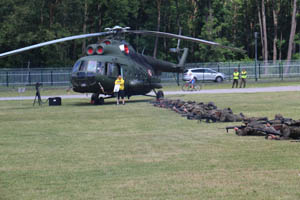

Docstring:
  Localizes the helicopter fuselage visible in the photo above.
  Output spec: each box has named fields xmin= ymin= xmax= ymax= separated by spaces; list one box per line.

xmin=71 ymin=39 xmax=178 ymax=97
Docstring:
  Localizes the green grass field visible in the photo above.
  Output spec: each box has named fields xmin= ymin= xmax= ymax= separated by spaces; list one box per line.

xmin=1 ymin=89 xmax=300 ymax=199
xmin=163 ymin=79 xmax=300 ymax=91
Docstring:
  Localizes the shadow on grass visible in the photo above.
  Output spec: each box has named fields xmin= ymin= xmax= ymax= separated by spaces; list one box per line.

xmin=69 ymin=98 xmax=153 ymax=107
xmin=2 ymin=97 xmax=154 ymax=110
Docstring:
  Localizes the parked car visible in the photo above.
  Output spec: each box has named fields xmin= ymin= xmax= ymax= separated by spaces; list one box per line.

xmin=183 ymin=68 xmax=226 ymax=82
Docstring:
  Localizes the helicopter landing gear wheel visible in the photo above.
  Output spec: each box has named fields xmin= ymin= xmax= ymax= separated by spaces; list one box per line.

xmin=98 ymin=97 xmax=104 ymax=105
xmin=91 ymin=93 xmax=99 ymax=105
xmin=156 ymin=90 xmax=164 ymax=100
xmin=91 ymin=93 xmax=104 ymax=105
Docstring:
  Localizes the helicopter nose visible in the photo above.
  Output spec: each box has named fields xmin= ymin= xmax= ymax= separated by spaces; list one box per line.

xmin=71 ymin=72 xmax=96 ymax=87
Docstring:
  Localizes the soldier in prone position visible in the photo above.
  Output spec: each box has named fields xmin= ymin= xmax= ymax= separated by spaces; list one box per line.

xmin=228 ymin=114 xmax=300 ymax=140
xmin=151 ymin=98 xmax=245 ymax=123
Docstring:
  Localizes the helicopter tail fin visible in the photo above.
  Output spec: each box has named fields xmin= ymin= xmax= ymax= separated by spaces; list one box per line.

xmin=178 ymin=48 xmax=188 ymax=67
xmin=174 ymin=48 xmax=188 ymax=86
xmin=168 ymin=27 xmax=188 ymax=68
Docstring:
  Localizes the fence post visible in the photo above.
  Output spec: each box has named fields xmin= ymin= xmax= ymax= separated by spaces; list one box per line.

xmin=255 ymin=62 xmax=257 ymax=81
xmin=281 ymin=62 xmax=283 ymax=81
xmin=41 ymin=70 xmax=43 ymax=84
xmin=218 ymin=64 xmax=220 ymax=72
xmin=51 ymin=71 xmax=53 ymax=86
xmin=278 ymin=63 xmax=280 ymax=79
xmin=259 ymin=64 xmax=261 ymax=79
xmin=228 ymin=63 xmax=231 ymax=81
xmin=28 ymin=71 xmax=31 ymax=85
xmin=255 ymin=32 xmax=258 ymax=82
xmin=6 ymin=71 xmax=9 ymax=87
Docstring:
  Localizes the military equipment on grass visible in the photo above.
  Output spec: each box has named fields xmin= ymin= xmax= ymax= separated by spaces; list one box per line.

xmin=226 ymin=125 xmax=247 ymax=133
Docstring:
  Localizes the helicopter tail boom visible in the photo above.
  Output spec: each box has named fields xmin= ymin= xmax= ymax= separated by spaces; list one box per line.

xmin=142 ymin=54 xmax=184 ymax=73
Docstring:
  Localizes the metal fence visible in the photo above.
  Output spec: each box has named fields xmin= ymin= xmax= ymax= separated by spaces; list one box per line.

xmin=0 ymin=68 xmax=72 ymax=87
xmin=1 ymin=60 xmax=300 ymax=87
xmin=185 ymin=60 xmax=300 ymax=81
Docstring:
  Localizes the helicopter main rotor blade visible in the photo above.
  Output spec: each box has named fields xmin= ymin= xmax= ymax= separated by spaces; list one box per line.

xmin=0 ymin=31 xmax=113 ymax=58
xmin=127 ymin=30 xmax=245 ymax=53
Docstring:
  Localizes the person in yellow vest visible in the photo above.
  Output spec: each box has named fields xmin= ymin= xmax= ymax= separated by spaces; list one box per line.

xmin=232 ymin=69 xmax=239 ymax=88
xmin=240 ymin=68 xmax=247 ymax=88
xmin=114 ymin=75 xmax=125 ymax=105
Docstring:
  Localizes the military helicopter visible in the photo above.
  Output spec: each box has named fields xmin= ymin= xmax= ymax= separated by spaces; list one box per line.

xmin=0 ymin=26 xmax=244 ymax=104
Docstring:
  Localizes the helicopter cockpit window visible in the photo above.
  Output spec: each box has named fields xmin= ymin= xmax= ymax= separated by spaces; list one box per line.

xmin=105 ymin=63 xmax=121 ymax=77
xmin=72 ymin=61 xmax=81 ymax=73
xmin=86 ymin=60 xmax=97 ymax=72
xmin=78 ymin=60 xmax=98 ymax=72
xmin=79 ymin=61 xmax=88 ymax=71
xmin=96 ymin=62 xmax=104 ymax=74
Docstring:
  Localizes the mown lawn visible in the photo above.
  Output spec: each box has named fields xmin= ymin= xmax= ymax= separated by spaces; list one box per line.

xmin=1 ymin=91 xmax=300 ymax=200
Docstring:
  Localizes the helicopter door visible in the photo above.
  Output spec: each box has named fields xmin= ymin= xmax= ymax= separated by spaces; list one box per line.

xmin=105 ymin=63 xmax=121 ymax=78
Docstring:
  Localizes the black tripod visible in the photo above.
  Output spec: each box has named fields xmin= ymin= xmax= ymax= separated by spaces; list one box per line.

xmin=33 ymin=82 xmax=42 ymax=106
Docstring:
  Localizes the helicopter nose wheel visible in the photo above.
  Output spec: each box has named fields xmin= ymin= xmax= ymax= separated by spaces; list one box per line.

xmin=91 ymin=93 xmax=104 ymax=105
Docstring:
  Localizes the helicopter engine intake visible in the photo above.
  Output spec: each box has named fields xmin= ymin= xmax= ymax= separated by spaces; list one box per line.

xmin=96 ymin=45 xmax=104 ymax=55
xmin=86 ymin=46 xmax=95 ymax=55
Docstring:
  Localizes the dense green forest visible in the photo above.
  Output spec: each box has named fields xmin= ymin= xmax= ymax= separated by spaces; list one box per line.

xmin=0 ymin=0 xmax=299 ymax=68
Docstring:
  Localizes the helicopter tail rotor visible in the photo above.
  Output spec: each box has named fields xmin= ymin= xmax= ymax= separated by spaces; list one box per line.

xmin=169 ymin=27 xmax=182 ymax=55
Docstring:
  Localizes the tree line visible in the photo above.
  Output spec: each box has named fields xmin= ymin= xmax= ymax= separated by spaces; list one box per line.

xmin=0 ymin=0 xmax=299 ymax=69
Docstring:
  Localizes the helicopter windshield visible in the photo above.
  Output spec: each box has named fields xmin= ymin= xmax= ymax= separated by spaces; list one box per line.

xmin=79 ymin=60 xmax=96 ymax=72
xmin=73 ymin=60 xmax=104 ymax=74
xmin=72 ymin=60 xmax=115 ymax=76
xmin=86 ymin=60 xmax=97 ymax=72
